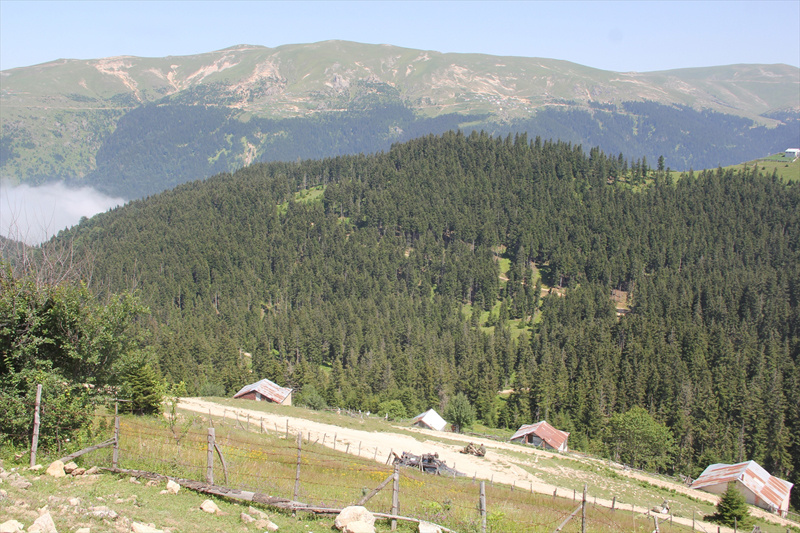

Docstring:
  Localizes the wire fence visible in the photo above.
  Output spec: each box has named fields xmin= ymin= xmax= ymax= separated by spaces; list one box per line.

xmin=2 ymin=391 xmax=769 ymax=532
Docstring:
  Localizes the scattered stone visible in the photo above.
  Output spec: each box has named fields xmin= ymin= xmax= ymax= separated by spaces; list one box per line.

xmin=70 ymin=468 xmax=86 ymax=477
xmin=0 ymin=519 xmax=25 ymax=533
xmin=63 ymin=462 xmax=78 ymax=474
xmin=248 ymin=506 xmax=269 ymax=520
xmin=28 ymin=465 xmax=43 ymax=472
xmin=129 ymin=477 xmax=141 ymax=484
xmin=418 ymin=522 xmax=443 ymax=533
xmin=334 ymin=506 xmax=375 ymax=532
xmin=9 ymin=478 xmax=31 ymax=490
xmin=165 ymin=480 xmax=180 ymax=495
xmin=75 ymin=529 xmax=90 ymax=533
xmin=200 ymin=500 xmax=220 ymax=514
xmin=88 ymin=505 xmax=118 ymax=520
xmin=253 ymin=519 xmax=269 ymax=529
xmin=27 ymin=512 xmax=57 ymax=533
xmin=131 ymin=522 xmax=163 ymax=533
xmin=240 ymin=513 xmax=255 ymax=524
xmin=45 ymin=461 xmax=65 ymax=478
xmin=84 ymin=467 xmax=99 ymax=475
xmin=264 ymin=520 xmax=279 ymax=532
xmin=68 ymin=497 xmax=80 ymax=506
xmin=146 ymin=479 xmax=159 ymax=487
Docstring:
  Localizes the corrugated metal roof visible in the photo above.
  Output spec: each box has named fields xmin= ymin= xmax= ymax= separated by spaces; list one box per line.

xmin=510 ymin=421 xmax=570 ymax=450
xmin=691 ymin=461 xmax=793 ymax=511
xmin=410 ymin=409 xmax=448 ymax=431
xmin=233 ymin=378 xmax=292 ymax=404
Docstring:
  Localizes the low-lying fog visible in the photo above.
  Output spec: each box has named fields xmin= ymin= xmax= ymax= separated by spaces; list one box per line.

xmin=0 ymin=181 xmax=126 ymax=246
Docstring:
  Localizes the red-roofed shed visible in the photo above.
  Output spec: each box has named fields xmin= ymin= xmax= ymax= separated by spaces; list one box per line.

xmin=510 ymin=421 xmax=569 ymax=452
xmin=233 ymin=378 xmax=293 ymax=406
xmin=691 ymin=461 xmax=793 ymax=517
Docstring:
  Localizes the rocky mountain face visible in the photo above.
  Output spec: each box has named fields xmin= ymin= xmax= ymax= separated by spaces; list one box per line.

xmin=1 ymin=40 xmax=798 ymax=192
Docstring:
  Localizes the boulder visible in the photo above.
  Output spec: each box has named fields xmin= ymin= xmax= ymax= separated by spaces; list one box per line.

xmin=70 ymin=468 xmax=86 ymax=477
xmin=240 ymin=513 xmax=255 ymax=524
xmin=84 ymin=467 xmax=99 ymax=475
xmin=45 ymin=461 xmax=65 ymax=478
xmin=341 ymin=523 xmax=374 ymax=533
xmin=63 ymin=462 xmax=78 ymax=474
xmin=200 ymin=500 xmax=220 ymax=514
xmin=27 ymin=512 xmax=57 ymax=533
xmin=418 ymin=522 xmax=443 ymax=533
xmin=165 ymin=480 xmax=180 ymax=495
xmin=248 ymin=506 xmax=269 ymax=520
xmin=263 ymin=520 xmax=279 ymax=532
xmin=334 ymin=506 xmax=375 ymax=532
xmin=10 ymin=478 xmax=31 ymax=490
xmin=0 ymin=520 xmax=25 ymax=533
xmin=131 ymin=523 xmax=163 ymax=533
xmin=75 ymin=529 xmax=90 ymax=533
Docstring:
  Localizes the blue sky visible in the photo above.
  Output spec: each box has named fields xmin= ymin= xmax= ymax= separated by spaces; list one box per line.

xmin=1 ymin=0 xmax=799 ymax=72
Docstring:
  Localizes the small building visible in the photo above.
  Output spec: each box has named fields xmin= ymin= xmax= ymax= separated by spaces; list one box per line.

xmin=785 ymin=148 xmax=800 ymax=158
xmin=410 ymin=409 xmax=448 ymax=431
xmin=510 ymin=421 xmax=570 ymax=452
xmin=690 ymin=460 xmax=793 ymax=517
xmin=233 ymin=378 xmax=293 ymax=406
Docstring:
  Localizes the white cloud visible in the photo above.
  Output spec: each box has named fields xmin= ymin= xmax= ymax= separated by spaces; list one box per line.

xmin=0 ymin=181 xmax=125 ymax=245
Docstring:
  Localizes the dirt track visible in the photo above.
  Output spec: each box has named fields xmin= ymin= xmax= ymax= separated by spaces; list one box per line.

xmin=179 ymin=398 xmax=796 ymax=532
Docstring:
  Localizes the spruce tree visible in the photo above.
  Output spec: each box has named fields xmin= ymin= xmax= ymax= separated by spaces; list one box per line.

xmin=708 ymin=482 xmax=749 ymax=527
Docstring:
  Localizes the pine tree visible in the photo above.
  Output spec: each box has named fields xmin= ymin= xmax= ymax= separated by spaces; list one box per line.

xmin=708 ymin=482 xmax=749 ymax=527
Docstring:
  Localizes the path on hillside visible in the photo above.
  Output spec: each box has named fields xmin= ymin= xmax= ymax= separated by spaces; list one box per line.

xmin=178 ymin=398 xmax=795 ymax=532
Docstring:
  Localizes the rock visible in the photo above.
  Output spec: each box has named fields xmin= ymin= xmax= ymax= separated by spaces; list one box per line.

xmin=28 ymin=465 xmax=42 ymax=472
xmin=27 ymin=512 xmax=57 ymax=533
xmin=45 ymin=461 xmax=65 ymax=478
xmin=165 ymin=480 xmax=180 ymax=495
xmin=418 ymin=522 xmax=443 ymax=533
xmin=63 ymin=462 xmax=78 ymax=474
xmin=84 ymin=467 xmax=99 ymax=475
xmin=341 ymin=523 xmax=374 ymax=533
xmin=68 ymin=497 xmax=80 ymax=506
xmin=264 ymin=520 xmax=279 ymax=532
xmin=70 ymin=468 xmax=85 ymax=477
xmin=88 ymin=505 xmax=118 ymax=520
xmin=131 ymin=523 xmax=163 ymax=533
xmin=0 ymin=489 xmax=7 ymax=500
xmin=75 ymin=529 xmax=90 ymax=533
xmin=200 ymin=500 xmax=220 ymax=514
xmin=9 ymin=478 xmax=31 ymax=490
xmin=0 ymin=519 xmax=25 ymax=533
xmin=253 ymin=519 xmax=269 ymax=529
xmin=240 ymin=513 xmax=255 ymax=524
xmin=128 ymin=477 xmax=141 ymax=484
xmin=334 ymin=506 xmax=375 ymax=532
xmin=248 ymin=506 xmax=269 ymax=520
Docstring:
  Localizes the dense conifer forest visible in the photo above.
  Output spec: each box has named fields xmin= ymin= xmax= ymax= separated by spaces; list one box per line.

xmin=55 ymin=131 xmax=799 ymax=501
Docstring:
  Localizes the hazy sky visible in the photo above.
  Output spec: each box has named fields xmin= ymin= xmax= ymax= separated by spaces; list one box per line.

xmin=1 ymin=0 xmax=799 ymax=73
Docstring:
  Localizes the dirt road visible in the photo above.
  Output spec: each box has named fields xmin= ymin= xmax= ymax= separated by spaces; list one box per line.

xmin=178 ymin=398 xmax=795 ymax=532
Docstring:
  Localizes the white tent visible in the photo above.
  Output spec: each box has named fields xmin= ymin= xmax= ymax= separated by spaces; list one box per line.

xmin=411 ymin=409 xmax=448 ymax=431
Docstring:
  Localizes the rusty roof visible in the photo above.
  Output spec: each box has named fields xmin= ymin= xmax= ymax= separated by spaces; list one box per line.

xmin=510 ymin=421 xmax=570 ymax=450
xmin=691 ymin=461 xmax=793 ymax=511
xmin=233 ymin=378 xmax=292 ymax=404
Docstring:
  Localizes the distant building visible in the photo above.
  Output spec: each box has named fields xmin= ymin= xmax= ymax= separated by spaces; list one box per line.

xmin=510 ymin=421 xmax=570 ymax=452
xmin=785 ymin=148 xmax=800 ymax=158
xmin=410 ymin=409 xmax=448 ymax=431
xmin=233 ymin=378 xmax=293 ymax=405
xmin=691 ymin=461 xmax=793 ymax=517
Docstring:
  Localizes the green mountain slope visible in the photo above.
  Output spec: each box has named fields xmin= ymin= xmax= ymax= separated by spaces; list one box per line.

xmin=2 ymin=41 xmax=798 ymax=193
xmin=39 ymin=132 xmax=800 ymax=504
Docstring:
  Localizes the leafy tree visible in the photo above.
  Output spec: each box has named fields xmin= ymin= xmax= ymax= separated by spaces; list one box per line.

xmin=607 ymin=407 xmax=676 ymax=472
xmin=707 ymin=482 xmax=750 ymax=528
xmin=446 ymin=393 xmax=476 ymax=433
xmin=377 ymin=399 xmax=407 ymax=421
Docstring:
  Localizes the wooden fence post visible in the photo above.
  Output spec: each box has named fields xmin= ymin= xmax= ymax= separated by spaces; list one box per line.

xmin=479 ymin=480 xmax=487 ymax=533
xmin=293 ymin=432 xmax=302 ymax=502
xmin=285 ymin=419 xmax=289 ymax=439
xmin=30 ymin=384 xmax=42 ymax=468
xmin=391 ymin=463 xmax=399 ymax=531
xmin=112 ymin=402 xmax=120 ymax=468
xmin=208 ymin=409 xmax=213 ymax=428
xmin=581 ymin=484 xmax=587 ymax=533
xmin=334 ymin=433 xmax=337 ymax=451
xmin=611 ymin=495 xmax=616 ymax=511
xmin=206 ymin=427 xmax=214 ymax=484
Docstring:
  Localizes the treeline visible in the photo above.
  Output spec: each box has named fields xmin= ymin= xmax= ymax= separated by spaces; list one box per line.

xmin=83 ymin=100 xmax=799 ymax=200
xmin=62 ymin=131 xmax=799 ymax=499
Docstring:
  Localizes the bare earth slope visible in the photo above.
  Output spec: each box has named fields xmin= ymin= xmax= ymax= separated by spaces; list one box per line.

xmin=178 ymin=397 xmax=798 ymax=532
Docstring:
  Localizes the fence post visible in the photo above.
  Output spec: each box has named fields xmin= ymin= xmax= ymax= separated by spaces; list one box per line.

xmin=112 ymin=402 xmax=120 ymax=468
xmin=654 ymin=516 xmax=660 ymax=532
xmin=206 ymin=427 xmax=214 ymax=484
xmin=30 ymin=384 xmax=42 ymax=468
xmin=581 ymin=484 xmax=587 ymax=533
xmin=479 ymin=480 xmax=487 ymax=533
xmin=209 ymin=409 xmax=214 ymax=428
xmin=285 ymin=419 xmax=289 ymax=439
xmin=293 ymin=432 xmax=302 ymax=502
xmin=334 ymin=433 xmax=337 ymax=451
xmin=611 ymin=495 xmax=616 ymax=510
xmin=391 ymin=463 xmax=399 ymax=531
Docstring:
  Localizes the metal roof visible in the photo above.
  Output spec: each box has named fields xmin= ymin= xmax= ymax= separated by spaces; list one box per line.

xmin=233 ymin=378 xmax=292 ymax=404
xmin=691 ymin=461 xmax=793 ymax=511
xmin=510 ymin=421 xmax=570 ymax=450
xmin=410 ymin=409 xmax=448 ymax=431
